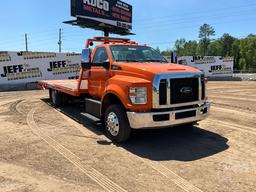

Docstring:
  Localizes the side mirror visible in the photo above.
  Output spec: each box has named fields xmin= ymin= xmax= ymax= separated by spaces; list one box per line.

xmin=81 ymin=48 xmax=91 ymax=69
xmin=102 ymin=59 xmax=110 ymax=69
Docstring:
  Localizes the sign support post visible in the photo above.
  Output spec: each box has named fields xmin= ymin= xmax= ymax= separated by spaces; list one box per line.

xmin=58 ymin=29 xmax=62 ymax=53
xmin=25 ymin=33 xmax=28 ymax=52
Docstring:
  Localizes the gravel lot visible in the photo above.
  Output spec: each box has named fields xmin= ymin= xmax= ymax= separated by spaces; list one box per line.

xmin=0 ymin=81 xmax=255 ymax=192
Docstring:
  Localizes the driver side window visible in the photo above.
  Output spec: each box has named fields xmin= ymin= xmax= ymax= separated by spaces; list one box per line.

xmin=92 ymin=47 xmax=109 ymax=64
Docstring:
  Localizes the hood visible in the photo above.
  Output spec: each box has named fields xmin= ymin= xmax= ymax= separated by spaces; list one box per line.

xmin=113 ymin=62 xmax=201 ymax=79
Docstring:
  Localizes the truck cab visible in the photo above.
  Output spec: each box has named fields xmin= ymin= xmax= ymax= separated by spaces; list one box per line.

xmin=39 ymin=37 xmax=210 ymax=143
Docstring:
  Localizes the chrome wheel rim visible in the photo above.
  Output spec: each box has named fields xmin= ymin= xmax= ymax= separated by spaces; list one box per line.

xmin=106 ymin=112 xmax=120 ymax=137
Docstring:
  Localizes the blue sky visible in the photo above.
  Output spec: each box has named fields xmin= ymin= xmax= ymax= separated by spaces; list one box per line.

xmin=0 ymin=0 xmax=255 ymax=53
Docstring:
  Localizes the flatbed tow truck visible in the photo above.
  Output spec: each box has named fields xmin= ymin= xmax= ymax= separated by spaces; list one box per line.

xmin=38 ymin=36 xmax=210 ymax=142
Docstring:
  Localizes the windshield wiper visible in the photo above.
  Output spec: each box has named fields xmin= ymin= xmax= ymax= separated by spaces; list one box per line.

xmin=116 ymin=59 xmax=141 ymax=62
xmin=145 ymin=59 xmax=167 ymax=63
xmin=127 ymin=59 xmax=141 ymax=62
xmin=115 ymin=59 xmax=167 ymax=63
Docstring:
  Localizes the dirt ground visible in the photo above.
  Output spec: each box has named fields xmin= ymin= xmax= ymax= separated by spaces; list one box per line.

xmin=0 ymin=81 xmax=255 ymax=192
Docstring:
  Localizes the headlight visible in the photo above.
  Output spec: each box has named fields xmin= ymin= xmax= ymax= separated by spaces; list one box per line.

xmin=129 ymin=87 xmax=147 ymax=105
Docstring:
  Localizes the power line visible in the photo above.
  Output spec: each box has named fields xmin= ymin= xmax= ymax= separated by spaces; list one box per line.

xmin=134 ymin=11 xmax=256 ymax=32
xmin=133 ymin=14 xmax=256 ymax=34
xmin=135 ymin=8 xmax=256 ymax=29
xmin=0 ymin=3 xmax=255 ymax=52
xmin=57 ymin=9 xmax=256 ymax=38
xmin=136 ymin=1 xmax=256 ymax=23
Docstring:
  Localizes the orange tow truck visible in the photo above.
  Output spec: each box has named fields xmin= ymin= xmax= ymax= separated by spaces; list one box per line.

xmin=39 ymin=36 xmax=210 ymax=142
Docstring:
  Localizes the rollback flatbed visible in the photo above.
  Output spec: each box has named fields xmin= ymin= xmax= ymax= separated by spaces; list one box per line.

xmin=38 ymin=36 xmax=210 ymax=143
xmin=39 ymin=75 xmax=88 ymax=97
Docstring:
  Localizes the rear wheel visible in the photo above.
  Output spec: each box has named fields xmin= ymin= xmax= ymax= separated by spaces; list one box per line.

xmin=50 ymin=89 xmax=62 ymax=107
xmin=49 ymin=89 xmax=53 ymax=101
xmin=104 ymin=104 xmax=131 ymax=143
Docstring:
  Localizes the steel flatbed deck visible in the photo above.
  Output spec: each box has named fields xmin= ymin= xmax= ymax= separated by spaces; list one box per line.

xmin=38 ymin=78 xmax=88 ymax=97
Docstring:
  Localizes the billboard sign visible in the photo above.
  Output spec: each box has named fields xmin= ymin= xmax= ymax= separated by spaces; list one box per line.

xmin=175 ymin=56 xmax=234 ymax=77
xmin=69 ymin=0 xmax=133 ymax=34
xmin=0 ymin=52 xmax=81 ymax=85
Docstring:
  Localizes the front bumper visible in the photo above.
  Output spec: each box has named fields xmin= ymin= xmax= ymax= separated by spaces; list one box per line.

xmin=127 ymin=102 xmax=210 ymax=129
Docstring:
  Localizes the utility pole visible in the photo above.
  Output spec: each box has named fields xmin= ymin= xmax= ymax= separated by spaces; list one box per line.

xmin=58 ymin=28 xmax=62 ymax=53
xmin=25 ymin=33 xmax=28 ymax=52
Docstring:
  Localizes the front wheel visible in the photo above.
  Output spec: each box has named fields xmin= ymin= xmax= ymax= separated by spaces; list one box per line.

xmin=104 ymin=104 xmax=131 ymax=143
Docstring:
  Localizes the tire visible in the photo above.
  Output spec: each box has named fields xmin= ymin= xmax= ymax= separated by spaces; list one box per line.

xmin=104 ymin=104 xmax=131 ymax=143
xmin=50 ymin=89 xmax=62 ymax=107
xmin=49 ymin=89 xmax=53 ymax=101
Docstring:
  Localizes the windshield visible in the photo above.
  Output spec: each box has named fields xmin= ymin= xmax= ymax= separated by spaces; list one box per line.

xmin=110 ymin=45 xmax=168 ymax=63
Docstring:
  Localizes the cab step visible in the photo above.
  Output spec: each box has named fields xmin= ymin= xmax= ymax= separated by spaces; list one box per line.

xmin=80 ymin=112 xmax=102 ymax=124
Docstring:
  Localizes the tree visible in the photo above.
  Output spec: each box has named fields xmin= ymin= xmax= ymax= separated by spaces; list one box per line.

xmin=155 ymin=46 xmax=161 ymax=53
xmin=207 ymin=41 xmax=222 ymax=56
xmin=183 ymin=41 xmax=198 ymax=56
xmin=175 ymin=38 xmax=186 ymax=56
xmin=239 ymin=34 xmax=256 ymax=71
xmin=159 ymin=32 xmax=256 ymax=71
xmin=239 ymin=58 xmax=247 ymax=70
xmin=231 ymin=40 xmax=241 ymax=70
xmin=161 ymin=49 xmax=172 ymax=56
xmin=199 ymin=24 xmax=215 ymax=56
xmin=218 ymin=33 xmax=236 ymax=56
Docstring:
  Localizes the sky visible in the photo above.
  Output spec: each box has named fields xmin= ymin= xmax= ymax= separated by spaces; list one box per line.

xmin=0 ymin=0 xmax=255 ymax=53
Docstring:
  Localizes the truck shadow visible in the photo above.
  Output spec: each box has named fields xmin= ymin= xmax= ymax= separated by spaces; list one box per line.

xmin=41 ymin=99 xmax=229 ymax=162
xmin=41 ymin=99 xmax=103 ymax=136
xmin=119 ymin=127 xmax=229 ymax=161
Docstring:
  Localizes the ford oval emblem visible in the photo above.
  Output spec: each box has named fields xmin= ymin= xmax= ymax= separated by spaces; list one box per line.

xmin=180 ymin=87 xmax=193 ymax=94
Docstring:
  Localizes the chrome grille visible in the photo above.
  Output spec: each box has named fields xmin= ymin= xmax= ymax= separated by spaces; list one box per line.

xmin=170 ymin=78 xmax=199 ymax=104
xmin=153 ymin=72 xmax=204 ymax=109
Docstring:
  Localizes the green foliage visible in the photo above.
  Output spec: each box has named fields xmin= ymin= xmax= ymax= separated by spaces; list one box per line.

xmin=198 ymin=24 xmax=216 ymax=56
xmin=161 ymin=49 xmax=172 ymax=56
xmin=175 ymin=38 xmax=186 ymax=56
xmin=164 ymin=24 xmax=256 ymax=70
xmin=155 ymin=46 xmax=161 ymax=54
xmin=199 ymin=24 xmax=216 ymax=39
xmin=183 ymin=41 xmax=198 ymax=56
xmin=218 ymin=33 xmax=236 ymax=56
xmin=239 ymin=34 xmax=256 ymax=70
xmin=231 ymin=40 xmax=241 ymax=69
xmin=239 ymin=58 xmax=247 ymax=70
xmin=207 ymin=41 xmax=222 ymax=56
